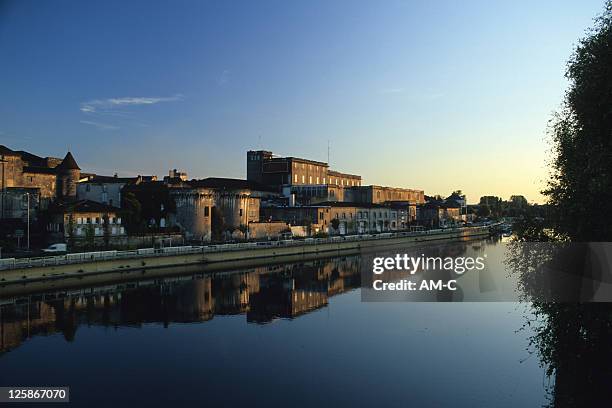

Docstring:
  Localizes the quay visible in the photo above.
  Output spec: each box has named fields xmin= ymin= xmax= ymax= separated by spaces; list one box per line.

xmin=0 ymin=226 xmax=493 ymax=285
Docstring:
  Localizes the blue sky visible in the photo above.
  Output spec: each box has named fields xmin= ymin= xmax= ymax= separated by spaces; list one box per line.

xmin=0 ymin=0 xmax=605 ymax=203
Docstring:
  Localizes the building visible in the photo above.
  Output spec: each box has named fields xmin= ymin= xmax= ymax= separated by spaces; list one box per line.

xmin=261 ymin=202 xmax=402 ymax=235
xmin=0 ymin=187 xmax=40 ymax=222
xmin=1 ymin=145 xmax=82 ymax=213
xmin=346 ymin=185 xmax=425 ymax=205
xmin=170 ymin=178 xmax=279 ymax=242
xmin=47 ymin=200 xmax=126 ymax=249
xmin=417 ymin=200 xmax=461 ymax=228
xmin=246 ymin=150 xmax=362 ymax=191
xmin=164 ymin=169 xmax=188 ymax=183
xmin=77 ymin=175 xmax=142 ymax=207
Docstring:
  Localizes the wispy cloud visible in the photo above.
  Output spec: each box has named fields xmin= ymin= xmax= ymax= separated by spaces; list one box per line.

xmin=217 ymin=70 xmax=230 ymax=86
xmin=79 ymin=120 xmax=119 ymax=131
xmin=78 ymin=93 xmax=184 ymax=130
xmin=80 ymin=94 xmax=184 ymax=114
xmin=379 ymin=87 xmax=405 ymax=94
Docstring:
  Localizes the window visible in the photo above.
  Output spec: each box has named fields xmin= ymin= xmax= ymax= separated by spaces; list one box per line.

xmin=309 ymin=176 xmax=312 ymax=184
xmin=294 ymin=174 xmax=298 ymax=183
xmin=77 ymin=217 xmax=82 ymax=224
xmin=323 ymin=177 xmax=326 ymax=184
xmin=319 ymin=212 xmax=324 ymax=220
xmin=302 ymin=175 xmax=305 ymax=183
xmin=204 ymin=206 xmax=210 ymax=217
xmin=87 ymin=217 xmax=91 ymax=224
xmin=316 ymin=177 xmax=319 ymax=184
xmin=239 ymin=209 xmax=243 ymax=217
xmin=342 ymin=212 xmax=346 ymax=219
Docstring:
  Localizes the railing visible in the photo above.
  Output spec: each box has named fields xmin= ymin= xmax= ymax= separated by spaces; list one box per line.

xmin=0 ymin=226 xmax=493 ymax=272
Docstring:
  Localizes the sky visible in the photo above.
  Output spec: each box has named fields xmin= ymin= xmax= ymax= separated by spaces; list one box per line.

xmin=0 ymin=0 xmax=605 ymax=204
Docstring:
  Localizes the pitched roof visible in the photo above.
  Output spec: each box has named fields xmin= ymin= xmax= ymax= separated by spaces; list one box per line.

xmin=0 ymin=145 xmax=19 ymax=157
xmin=81 ymin=175 xmax=137 ymax=184
xmin=57 ymin=152 xmax=80 ymax=170
xmin=51 ymin=199 xmax=120 ymax=213
xmin=186 ymin=177 xmax=276 ymax=192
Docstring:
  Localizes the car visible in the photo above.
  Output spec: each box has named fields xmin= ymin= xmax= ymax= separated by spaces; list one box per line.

xmin=42 ymin=243 xmax=67 ymax=253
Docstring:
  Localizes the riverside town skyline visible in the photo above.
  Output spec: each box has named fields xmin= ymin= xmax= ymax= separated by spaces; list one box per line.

xmin=0 ymin=1 xmax=604 ymax=203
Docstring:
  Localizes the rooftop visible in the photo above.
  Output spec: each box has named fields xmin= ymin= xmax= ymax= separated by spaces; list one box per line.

xmin=50 ymin=199 xmax=120 ymax=213
xmin=57 ymin=152 xmax=80 ymax=170
xmin=185 ymin=177 xmax=277 ymax=192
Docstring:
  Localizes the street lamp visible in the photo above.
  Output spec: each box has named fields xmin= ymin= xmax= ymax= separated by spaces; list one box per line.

xmin=0 ymin=155 xmax=6 ymax=220
xmin=26 ymin=192 xmax=30 ymax=250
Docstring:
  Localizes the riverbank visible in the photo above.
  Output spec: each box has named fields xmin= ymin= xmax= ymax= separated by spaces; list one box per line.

xmin=0 ymin=227 xmax=491 ymax=285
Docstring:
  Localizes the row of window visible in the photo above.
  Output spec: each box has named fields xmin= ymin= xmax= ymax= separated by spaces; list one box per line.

xmin=73 ymin=226 xmax=125 ymax=236
xmin=76 ymin=216 xmax=121 ymax=225
xmin=292 ymin=174 xmax=361 ymax=186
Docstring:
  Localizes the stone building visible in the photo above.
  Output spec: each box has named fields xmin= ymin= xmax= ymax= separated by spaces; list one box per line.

xmin=346 ymin=185 xmax=425 ymax=205
xmin=169 ymin=185 xmax=214 ymax=242
xmin=47 ymin=199 xmax=126 ymax=249
xmin=417 ymin=200 xmax=462 ymax=228
xmin=246 ymin=150 xmax=362 ymax=203
xmin=262 ymin=202 xmax=402 ymax=235
xmin=0 ymin=146 xmax=82 ymax=213
xmin=77 ymin=175 xmax=141 ymax=207
xmin=170 ymin=178 xmax=278 ymax=242
xmin=261 ymin=205 xmax=330 ymax=234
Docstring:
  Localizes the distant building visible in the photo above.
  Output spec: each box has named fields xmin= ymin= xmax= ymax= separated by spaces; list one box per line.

xmin=417 ymin=200 xmax=461 ymax=228
xmin=164 ymin=169 xmax=188 ymax=183
xmin=246 ymin=150 xmax=362 ymax=191
xmin=0 ymin=145 xmax=82 ymax=213
xmin=170 ymin=177 xmax=279 ymax=242
xmin=47 ymin=200 xmax=126 ymax=248
xmin=346 ymin=185 xmax=425 ymax=205
xmin=261 ymin=202 xmax=402 ymax=235
xmin=77 ymin=175 xmax=142 ymax=207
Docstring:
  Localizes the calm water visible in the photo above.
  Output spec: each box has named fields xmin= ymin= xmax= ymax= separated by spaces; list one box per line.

xmin=0 ymin=237 xmax=550 ymax=407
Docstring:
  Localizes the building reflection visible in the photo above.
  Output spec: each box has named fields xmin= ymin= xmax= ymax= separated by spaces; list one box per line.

xmin=0 ymin=257 xmax=362 ymax=354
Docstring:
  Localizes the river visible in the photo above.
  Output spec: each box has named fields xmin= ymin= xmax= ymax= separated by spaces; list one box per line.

xmin=0 ymin=236 xmax=551 ymax=407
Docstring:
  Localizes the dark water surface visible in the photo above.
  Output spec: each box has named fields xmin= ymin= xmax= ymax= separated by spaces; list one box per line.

xmin=0 ymin=237 xmax=549 ymax=407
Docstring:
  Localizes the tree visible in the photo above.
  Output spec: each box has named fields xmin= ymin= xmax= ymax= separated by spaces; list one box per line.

xmin=545 ymin=1 xmax=612 ymax=241
xmin=477 ymin=204 xmax=490 ymax=218
xmin=330 ymin=218 xmax=340 ymax=231
xmin=121 ymin=191 xmax=142 ymax=233
xmin=509 ymin=5 xmax=612 ymax=407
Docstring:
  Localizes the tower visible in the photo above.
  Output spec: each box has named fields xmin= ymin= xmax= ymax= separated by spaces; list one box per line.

xmin=57 ymin=151 xmax=81 ymax=199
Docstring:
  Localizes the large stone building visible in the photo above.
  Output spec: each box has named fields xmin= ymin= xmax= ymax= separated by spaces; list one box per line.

xmin=246 ymin=150 xmax=425 ymax=209
xmin=77 ymin=175 xmax=140 ymax=207
xmin=169 ymin=178 xmax=278 ymax=242
xmin=47 ymin=199 xmax=126 ymax=249
xmin=346 ymin=185 xmax=425 ymax=205
xmin=1 ymin=146 xmax=83 ymax=213
xmin=261 ymin=202 xmax=403 ymax=235
xmin=246 ymin=150 xmax=361 ymax=191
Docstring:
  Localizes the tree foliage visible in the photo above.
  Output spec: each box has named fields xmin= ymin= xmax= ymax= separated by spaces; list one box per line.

xmin=545 ymin=1 xmax=612 ymax=241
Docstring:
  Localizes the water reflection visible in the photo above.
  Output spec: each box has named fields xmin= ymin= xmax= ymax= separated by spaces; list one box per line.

xmin=0 ymin=257 xmax=361 ymax=354
xmin=505 ymin=240 xmax=612 ymax=407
